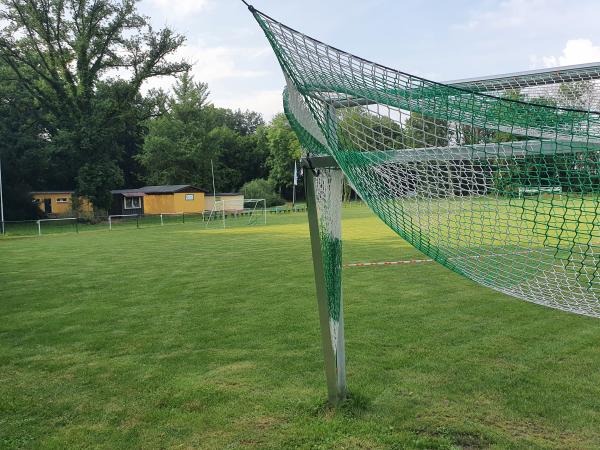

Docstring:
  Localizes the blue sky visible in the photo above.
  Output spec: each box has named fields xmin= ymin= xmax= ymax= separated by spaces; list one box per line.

xmin=137 ymin=0 xmax=600 ymax=120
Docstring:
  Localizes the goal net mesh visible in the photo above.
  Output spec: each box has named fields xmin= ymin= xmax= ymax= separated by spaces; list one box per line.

xmin=251 ymin=8 xmax=600 ymax=318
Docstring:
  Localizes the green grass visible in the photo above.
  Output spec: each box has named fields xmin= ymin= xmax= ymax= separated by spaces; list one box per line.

xmin=1 ymin=205 xmax=600 ymax=449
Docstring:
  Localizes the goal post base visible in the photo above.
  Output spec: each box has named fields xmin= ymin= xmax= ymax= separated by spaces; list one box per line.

xmin=305 ymin=168 xmax=346 ymax=405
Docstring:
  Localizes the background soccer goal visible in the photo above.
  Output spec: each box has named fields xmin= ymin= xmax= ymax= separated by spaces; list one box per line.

xmin=243 ymin=198 xmax=266 ymax=225
xmin=36 ymin=218 xmax=78 ymax=236
xmin=108 ymin=214 xmax=140 ymax=231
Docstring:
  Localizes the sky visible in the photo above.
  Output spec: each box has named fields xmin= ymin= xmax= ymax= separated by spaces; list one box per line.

xmin=137 ymin=0 xmax=600 ymax=121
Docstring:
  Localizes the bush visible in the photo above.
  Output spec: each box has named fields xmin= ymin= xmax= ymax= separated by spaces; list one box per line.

xmin=241 ymin=179 xmax=285 ymax=207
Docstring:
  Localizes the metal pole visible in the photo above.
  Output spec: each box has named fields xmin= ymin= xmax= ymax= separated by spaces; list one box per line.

xmin=0 ymin=158 xmax=4 ymax=235
xmin=37 ymin=220 xmax=41 ymax=236
xmin=293 ymin=160 xmax=297 ymax=207
xmin=305 ymin=169 xmax=344 ymax=405
xmin=160 ymin=214 xmax=164 ymax=226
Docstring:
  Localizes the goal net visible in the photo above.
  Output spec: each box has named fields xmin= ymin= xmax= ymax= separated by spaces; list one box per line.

xmin=250 ymin=7 xmax=600 ymax=318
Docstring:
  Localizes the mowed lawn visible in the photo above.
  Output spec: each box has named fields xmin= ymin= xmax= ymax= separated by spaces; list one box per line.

xmin=1 ymin=205 xmax=600 ymax=449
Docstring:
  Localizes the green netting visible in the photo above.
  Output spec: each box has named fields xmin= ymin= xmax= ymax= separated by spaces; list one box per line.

xmin=250 ymin=7 xmax=600 ymax=318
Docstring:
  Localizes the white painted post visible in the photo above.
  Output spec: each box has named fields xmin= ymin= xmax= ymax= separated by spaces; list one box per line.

xmin=37 ymin=220 xmax=41 ymax=236
xmin=305 ymin=167 xmax=346 ymax=405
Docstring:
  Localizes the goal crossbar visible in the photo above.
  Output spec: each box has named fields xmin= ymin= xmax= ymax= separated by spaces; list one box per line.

xmin=323 ymin=62 xmax=600 ymax=108
xmin=302 ymin=139 xmax=600 ymax=169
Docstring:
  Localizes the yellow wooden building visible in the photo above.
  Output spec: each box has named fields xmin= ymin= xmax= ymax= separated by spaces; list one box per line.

xmin=31 ymin=191 xmax=93 ymax=217
xmin=139 ymin=185 xmax=207 ymax=214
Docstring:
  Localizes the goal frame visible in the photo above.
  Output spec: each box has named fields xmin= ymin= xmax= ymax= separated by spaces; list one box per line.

xmin=205 ymin=200 xmax=226 ymax=228
xmin=301 ymin=63 xmax=600 ymax=405
xmin=243 ymin=198 xmax=267 ymax=225
xmin=159 ymin=212 xmax=185 ymax=226
xmin=108 ymin=214 xmax=140 ymax=231
xmin=36 ymin=217 xmax=78 ymax=236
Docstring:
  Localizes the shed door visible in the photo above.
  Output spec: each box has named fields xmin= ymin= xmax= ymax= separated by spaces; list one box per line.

xmin=44 ymin=198 xmax=52 ymax=213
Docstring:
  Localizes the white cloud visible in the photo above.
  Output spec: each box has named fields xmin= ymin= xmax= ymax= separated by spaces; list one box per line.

xmin=453 ymin=0 xmax=600 ymax=34
xmin=150 ymin=0 xmax=212 ymax=16
xmin=217 ymin=90 xmax=284 ymax=121
xmin=533 ymin=39 xmax=600 ymax=68
xmin=181 ymin=44 xmax=270 ymax=83
xmin=141 ymin=43 xmax=271 ymax=91
xmin=453 ymin=0 xmax=549 ymax=31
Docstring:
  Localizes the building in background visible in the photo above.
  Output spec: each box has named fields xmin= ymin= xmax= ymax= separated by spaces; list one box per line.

xmin=31 ymin=191 xmax=93 ymax=217
xmin=110 ymin=189 xmax=145 ymax=217
xmin=141 ymin=185 xmax=207 ymax=214
xmin=110 ymin=185 xmax=207 ymax=216
xmin=205 ymin=193 xmax=245 ymax=212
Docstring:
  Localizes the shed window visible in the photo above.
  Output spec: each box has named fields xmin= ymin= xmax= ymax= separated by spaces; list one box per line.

xmin=124 ymin=197 xmax=141 ymax=209
xmin=56 ymin=198 xmax=69 ymax=203
xmin=185 ymin=194 xmax=195 ymax=201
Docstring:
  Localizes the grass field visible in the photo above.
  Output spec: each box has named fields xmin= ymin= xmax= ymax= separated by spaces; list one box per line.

xmin=2 ymin=204 xmax=600 ymax=449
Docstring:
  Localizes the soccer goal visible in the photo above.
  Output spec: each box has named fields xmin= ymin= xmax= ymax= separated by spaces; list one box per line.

xmin=204 ymin=200 xmax=226 ymax=228
xmin=108 ymin=214 xmax=139 ymax=231
xmin=160 ymin=212 xmax=185 ymax=226
xmin=37 ymin=217 xmax=78 ymax=236
xmin=246 ymin=2 xmax=600 ymax=404
xmin=243 ymin=199 xmax=267 ymax=225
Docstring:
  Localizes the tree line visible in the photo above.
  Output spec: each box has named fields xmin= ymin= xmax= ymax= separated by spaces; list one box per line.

xmin=0 ymin=0 xmax=301 ymax=219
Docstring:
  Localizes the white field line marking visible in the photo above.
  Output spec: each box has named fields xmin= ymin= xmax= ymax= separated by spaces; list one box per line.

xmin=345 ymin=259 xmax=433 ymax=268
xmin=344 ymin=250 xmax=538 ymax=268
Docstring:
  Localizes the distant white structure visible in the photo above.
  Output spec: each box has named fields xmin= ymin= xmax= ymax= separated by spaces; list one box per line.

xmin=205 ymin=193 xmax=244 ymax=212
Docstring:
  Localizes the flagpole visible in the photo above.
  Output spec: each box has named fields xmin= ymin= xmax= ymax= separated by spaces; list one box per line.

xmin=292 ymin=160 xmax=297 ymax=207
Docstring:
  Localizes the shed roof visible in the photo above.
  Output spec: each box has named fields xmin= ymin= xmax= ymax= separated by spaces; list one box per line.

xmin=207 ymin=192 xmax=244 ymax=197
xmin=111 ymin=189 xmax=142 ymax=195
xmin=139 ymin=185 xmax=207 ymax=194
xmin=30 ymin=191 xmax=75 ymax=195
xmin=111 ymin=185 xmax=207 ymax=195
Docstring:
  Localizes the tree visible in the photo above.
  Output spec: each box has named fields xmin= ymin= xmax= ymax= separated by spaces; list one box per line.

xmin=241 ymin=179 xmax=284 ymax=207
xmin=138 ymin=72 xmax=268 ymax=193
xmin=0 ymin=0 xmax=189 ymax=210
xmin=0 ymin=60 xmax=49 ymax=218
xmin=265 ymin=113 xmax=301 ymax=195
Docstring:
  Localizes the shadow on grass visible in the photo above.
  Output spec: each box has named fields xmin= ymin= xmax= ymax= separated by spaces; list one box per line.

xmin=311 ymin=390 xmax=372 ymax=419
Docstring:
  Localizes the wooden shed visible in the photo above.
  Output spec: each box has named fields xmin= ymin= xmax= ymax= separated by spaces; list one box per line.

xmin=140 ymin=185 xmax=207 ymax=214
xmin=110 ymin=189 xmax=145 ymax=216
xmin=31 ymin=191 xmax=93 ymax=217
